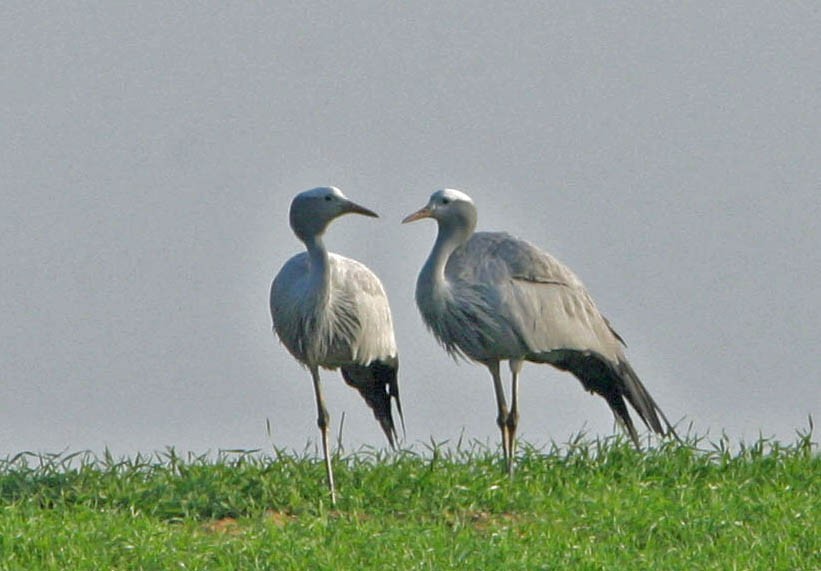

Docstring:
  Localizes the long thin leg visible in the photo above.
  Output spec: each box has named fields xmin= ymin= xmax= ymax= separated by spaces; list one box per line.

xmin=486 ymin=360 xmax=510 ymax=471
xmin=310 ymin=367 xmax=336 ymax=505
xmin=507 ymin=360 xmax=523 ymax=476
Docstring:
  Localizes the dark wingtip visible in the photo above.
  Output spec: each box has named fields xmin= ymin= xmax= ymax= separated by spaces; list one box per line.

xmin=546 ymin=349 xmax=676 ymax=447
xmin=616 ymin=359 xmax=678 ymax=441
xmin=605 ymin=391 xmax=642 ymax=449
xmin=341 ymin=357 xmax=403 ymax=448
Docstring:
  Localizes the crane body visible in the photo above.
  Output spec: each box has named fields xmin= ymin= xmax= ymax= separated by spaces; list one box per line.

xmin=404 ymin=189 xmax=675 ymax=473
xmin=271 ymin=187 xmax=402 ymax=503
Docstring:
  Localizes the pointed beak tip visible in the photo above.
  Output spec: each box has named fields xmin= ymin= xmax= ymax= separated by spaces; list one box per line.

xmin=346 ymin=201 xmax=379 ymax=218
xmin=401 ymin=208 xmax=431 ymax=224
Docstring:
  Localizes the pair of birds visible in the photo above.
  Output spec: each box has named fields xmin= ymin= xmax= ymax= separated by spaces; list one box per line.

xmin=270 ymin=186 xmax=676 ymax=503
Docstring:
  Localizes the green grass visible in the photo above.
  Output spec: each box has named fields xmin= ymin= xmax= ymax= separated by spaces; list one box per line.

xmin=0 ymin=432 xmax=817 ymax=570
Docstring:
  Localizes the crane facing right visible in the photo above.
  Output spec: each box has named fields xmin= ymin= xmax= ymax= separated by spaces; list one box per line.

xmin=403 ymin=189 xmax=677 ymax=474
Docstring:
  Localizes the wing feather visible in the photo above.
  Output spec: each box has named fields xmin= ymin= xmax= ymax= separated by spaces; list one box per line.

xmin=270 ymin=253 xmax=397 ymax=368
xmin=447 ymin=232 xmax=623 ymax=361
xmin=329 ymin=254 xmax=397 ymax=366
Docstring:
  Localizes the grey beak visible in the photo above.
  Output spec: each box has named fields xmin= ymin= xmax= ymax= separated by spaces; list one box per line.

xmin=345 ymin=200 xmax=379 ymax=218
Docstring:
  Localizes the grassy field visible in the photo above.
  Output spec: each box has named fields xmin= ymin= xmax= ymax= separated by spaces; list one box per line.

xmin=0 ymin=432 xmax=817 ymax=570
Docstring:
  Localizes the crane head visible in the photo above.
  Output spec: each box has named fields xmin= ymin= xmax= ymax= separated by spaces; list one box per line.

xmin=402 ymin=189 xmax=476 ymax=230
xmin=290 ymin=186 xmax=378 ymax=241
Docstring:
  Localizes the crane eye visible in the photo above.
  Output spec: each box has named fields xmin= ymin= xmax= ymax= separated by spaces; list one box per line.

xmin=325 ymin=195 xmax=332 ymax=201
xmin=441 ymin=198 xmax=450 ymax=205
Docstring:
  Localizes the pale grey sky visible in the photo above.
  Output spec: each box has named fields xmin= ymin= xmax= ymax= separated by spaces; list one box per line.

xmin=2 ymin=2 xmax=818 ymax=455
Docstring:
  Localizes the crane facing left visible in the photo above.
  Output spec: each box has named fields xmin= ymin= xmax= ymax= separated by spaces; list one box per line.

xmin=270 ymin=187 xmax=403 ymax=504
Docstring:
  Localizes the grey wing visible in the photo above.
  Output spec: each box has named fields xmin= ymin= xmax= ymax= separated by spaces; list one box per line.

xmin=457 ymin=234 xmax=676 ymax=442
xmin=329 ymin=255 xmax=398 ymax=365
xmin=331 ymin=255 xmax=404 ymax=444
xmin=451 ymin=232 xmax=625 ymax=361
xmin=447 ymin=232 xmax=573 ymax=286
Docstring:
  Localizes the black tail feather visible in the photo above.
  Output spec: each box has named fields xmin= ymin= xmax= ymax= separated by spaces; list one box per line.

xmin=602 ymin=389 xmax=641 ymax=447
xmin=615 ymin=359 xmax=678 ymax=440
xmin=543 ymin=349 xmax=676 ymax=447
xmin=341 ymin=357 xmax=404 ymax=448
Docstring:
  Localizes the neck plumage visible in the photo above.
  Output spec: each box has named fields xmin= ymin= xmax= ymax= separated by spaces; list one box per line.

xmin=303 ymin=234 xmax=331 ymax=304
xmin=417 ymin=223 xmax=470 ymax=309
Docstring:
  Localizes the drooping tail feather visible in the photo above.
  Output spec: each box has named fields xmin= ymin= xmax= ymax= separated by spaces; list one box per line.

xmin=542 ymin=349 xmax=677 ymax=447
xmin=615 ymin=359 xmax=678 ymax=441
xmin=341 ymin=357 xmax=404 ymax=448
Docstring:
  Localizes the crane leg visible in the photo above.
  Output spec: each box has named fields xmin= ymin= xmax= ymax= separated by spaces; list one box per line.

xmin=310 ymin=367 xmax=336 ymax=505
xmin=487 ymin=361 xmax=511 ymax=472
xmin=506 ymin=361 xmax=523 ymax=476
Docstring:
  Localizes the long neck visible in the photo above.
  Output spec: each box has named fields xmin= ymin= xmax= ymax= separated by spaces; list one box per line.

xmin=303 ymin=234 xmax=331 ymax=304
xmin=418 ymin=223 xmax=469 ymax=304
